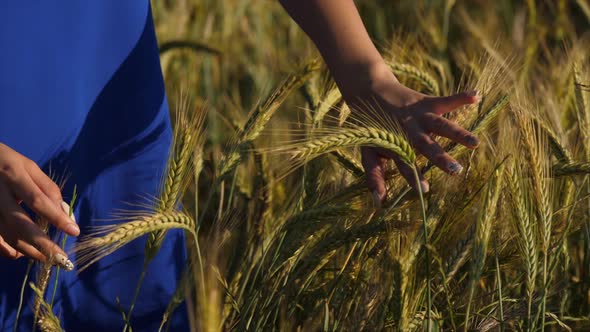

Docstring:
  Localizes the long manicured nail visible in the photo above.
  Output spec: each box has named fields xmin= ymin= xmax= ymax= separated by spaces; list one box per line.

xmin=448 ymin=162 xmax=464 ymax=176
xmin=372 ymin=190 xmax=382 ymax=208
xmin=53 ymin=253 xmax=74 ymax=271
xmin=61 ymin=201 xmax=76 ymax=223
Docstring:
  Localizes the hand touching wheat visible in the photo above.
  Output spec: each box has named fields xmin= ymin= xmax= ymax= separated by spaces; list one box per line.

xmin=281 ymin=0 xmax=481 ymax=203
xmin=0 ymin=143 xmax=78 ymax=270
xmin=347 ymin=64 xmax=481 ymax=202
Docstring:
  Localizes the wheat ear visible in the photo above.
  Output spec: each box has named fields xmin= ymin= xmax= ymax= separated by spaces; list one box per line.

xmin=30 ymin=283 xmax=63 ymax=332
xmin=506 ymin=163 xmax=537 ymax=327
xmin=552 ymin=161 xmax=590 ymax=176
xmin=313 ymin=86 xmax=343 ymax=125
xmin=464 ymin=162 xmax=505 ymax=331
xmin=74 ymin=211 xmax=196 ymax=272
xmin=146 ymin=99 xmax=206 ymax=262
xmin=386 ymin=61 xmax=441 ymax=96
xmin=289 ymin=127 xmax=415 ymax=165
xmin=219 ymin=60 xmax=320 ymax=178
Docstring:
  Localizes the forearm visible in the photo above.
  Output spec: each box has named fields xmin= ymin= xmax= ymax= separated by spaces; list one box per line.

xmin=279 ymin=0 xmax=390 ymax=96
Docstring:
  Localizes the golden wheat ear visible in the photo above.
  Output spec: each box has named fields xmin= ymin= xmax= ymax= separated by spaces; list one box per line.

xmin=73 ymin=211 xmax=196 ymax=272
xmin=30 ymin=283 xmax=63 ymax=332
xmin=144 ymin=91 xmax=207 ymax=264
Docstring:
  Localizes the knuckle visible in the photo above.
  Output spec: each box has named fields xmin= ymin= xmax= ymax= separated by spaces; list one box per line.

xmin=431 ymin=117 xmax=447 ymax=133
xmin=0 ymin=163 xmax=16 ymax=179
xmin=434 ymin=154 xmax=450 ymax=166
xmin=28 ymin=193 xmax=45 ymax=211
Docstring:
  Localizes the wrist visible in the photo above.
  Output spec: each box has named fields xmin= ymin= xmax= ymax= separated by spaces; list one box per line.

xmin=330 ymin=60 xmax=398 ymax=100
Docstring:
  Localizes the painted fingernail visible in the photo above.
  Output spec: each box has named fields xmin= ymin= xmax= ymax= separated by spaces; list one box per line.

xmin=61 ymin=201 xmax=76 ymax=223
xmin=372 ymin=190 xmax=383 ymax=209
xmin=53 ymin=253 xmax=74 ymax=271
xmin=448 ymin=162 xmax=464 ymax=176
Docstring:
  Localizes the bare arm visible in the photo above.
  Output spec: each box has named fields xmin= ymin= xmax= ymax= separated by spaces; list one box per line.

xmin=280 ymin=0 xmax=481 ymax=203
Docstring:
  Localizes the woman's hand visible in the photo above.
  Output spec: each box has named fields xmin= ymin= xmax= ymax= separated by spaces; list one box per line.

xmin=337 ymin=63 xmax=481 ymax=202
xmin=0 ymin=143 xmax=78 ymax=269
xmin=280 ymin=0 xmax=480 ymax=202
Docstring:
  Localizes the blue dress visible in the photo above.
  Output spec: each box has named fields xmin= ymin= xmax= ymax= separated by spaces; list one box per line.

xmin=0 ymin=2 xmax=188 ymax=331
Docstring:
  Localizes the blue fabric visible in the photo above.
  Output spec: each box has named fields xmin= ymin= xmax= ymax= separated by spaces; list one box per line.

xmin=0 ymin=2 xmax=189 ymax=331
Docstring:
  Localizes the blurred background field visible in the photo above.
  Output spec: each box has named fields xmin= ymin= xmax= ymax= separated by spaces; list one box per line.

xmin=100 ymin=1 xmax=590 ymax=331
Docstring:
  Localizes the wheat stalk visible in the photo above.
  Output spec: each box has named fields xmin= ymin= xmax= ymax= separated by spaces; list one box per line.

xmin=159 ymin=264 xmax=192 ymax=332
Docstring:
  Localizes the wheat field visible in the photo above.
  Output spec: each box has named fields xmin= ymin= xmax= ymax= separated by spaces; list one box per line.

xmin=25 ymin=1 xmax=590 ymax=331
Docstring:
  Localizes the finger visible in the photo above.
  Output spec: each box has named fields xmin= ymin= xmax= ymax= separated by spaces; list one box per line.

xmin=390 ymin=156 xmax=429 ymax=193
xmin=0 ymin=234 xmax=21 ymax=259
xmin=411 ymin=132 xmax=463 ymax=175
xmin=6 ymin=171 xmax=78 ymax=236
xmin=422 ymin=113 xmax=479 ymax=148
xmin=0 ymin=186 xmax=72 ymax=269
xmin=373 ymin=147 xmax=429 ymax=193
xmin=361 ymin=147 xmax=387 ymax=206
xmin=25 ymin=161 xmax=63 ymax=205
xmin=427 ymin=90 xmax=480 ymax=115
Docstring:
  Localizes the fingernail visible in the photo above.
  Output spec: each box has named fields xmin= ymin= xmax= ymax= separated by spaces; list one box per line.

xmin=448 ymin=162 xmax=464 ymax=175
xmin=53 ymin=253 xmax=74 ymax=271
xmin=467 ymin=90 xmax=482 ymax=103
xmin=61 ymin=201 xmax=76 ymax=223
xmin=66 ymin=223 xmax=80 ymax=236
xmin=466 ymin=135 xmax=480 ymax=148
xmin=372 ymin=190 xmax=383 ymax=209
xmin=420 ymin=181 xmax=430 ymax=193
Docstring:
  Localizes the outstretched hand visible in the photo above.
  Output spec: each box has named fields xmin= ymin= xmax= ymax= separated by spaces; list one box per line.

xmin=340 ymin=64 xmax=481 ymax=203
xmin=279 ymin=0 xmax=481 ymax=204
xmin=0 ymin=143 xmax=78 ymax=269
